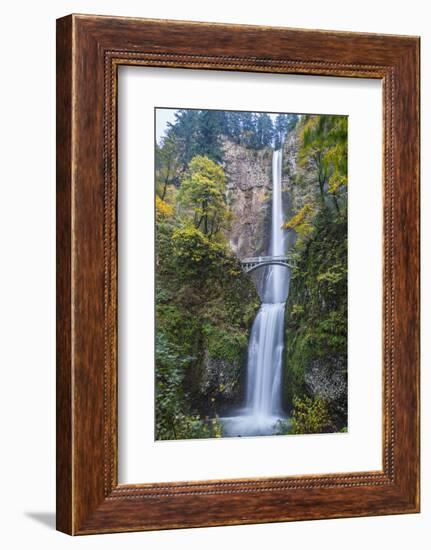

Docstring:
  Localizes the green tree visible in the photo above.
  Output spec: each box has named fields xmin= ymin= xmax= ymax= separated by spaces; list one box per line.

xmin=165 ymin=109 xmax=229 ymax=168
xmin=225 ymin=111 xmax=242 ymax=143
xmin=178 ymin=155 xmax=229 ymax=239
xmin=239 ymin=112 xmax=257 ymax=147
xmin=298 ymin=115 xmax=347 ymax=210
xmin=197 ymin=110 xmax=227 ymax=162
xmin=172 ymin=225 xmax=226 ymax=280
xmin=156 ymin=134 xmax=180 ymax=199
xmin=167 ymin=109 xmax=202 ymax=168
xmin=274 ymin=113 xmax=299 ymax=149
xmin=255 ymin=113 xmax=274 ymax=148
xmin=325 ymin=116 xmax=348 ymax=195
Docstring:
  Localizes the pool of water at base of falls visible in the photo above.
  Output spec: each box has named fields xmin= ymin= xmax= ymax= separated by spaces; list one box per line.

xmin=219 ymin=411 xmax=291 ymax=438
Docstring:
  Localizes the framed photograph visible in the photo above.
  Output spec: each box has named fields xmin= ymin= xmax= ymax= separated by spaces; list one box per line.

xmin=56 ymin=14 xmax=420 ymax=534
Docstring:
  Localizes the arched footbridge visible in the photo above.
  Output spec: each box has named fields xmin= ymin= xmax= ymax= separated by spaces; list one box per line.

xmin=240 ymin=254 xmax=295 ymax=274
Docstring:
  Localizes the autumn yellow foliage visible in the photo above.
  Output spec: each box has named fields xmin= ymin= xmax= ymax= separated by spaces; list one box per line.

xmin=156 ymin=195 xmax=173 ymax=218
xmin=283 ymin=203 xmax=315 ymax=239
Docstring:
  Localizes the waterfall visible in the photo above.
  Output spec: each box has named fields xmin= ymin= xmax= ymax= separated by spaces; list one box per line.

xmin=223 ymin=150 xmax=291 ymax=436
xmin=245 ymin=302 xmax=286 ymax=419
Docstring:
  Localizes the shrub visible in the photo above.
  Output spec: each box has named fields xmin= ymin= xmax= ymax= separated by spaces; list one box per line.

xmin=290 ymin=395 xmax=332 ymax=434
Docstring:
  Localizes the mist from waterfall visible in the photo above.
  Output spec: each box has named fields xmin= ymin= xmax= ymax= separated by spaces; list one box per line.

xmin=222 ymin=150 xmax=291 ymax=436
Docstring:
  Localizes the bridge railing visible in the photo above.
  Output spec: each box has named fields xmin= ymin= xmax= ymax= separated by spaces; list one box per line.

xmin=241 ymin=254 xmax=293 ymax=264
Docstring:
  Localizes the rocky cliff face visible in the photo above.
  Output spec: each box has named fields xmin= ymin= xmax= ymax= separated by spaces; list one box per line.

xmin=222 ymin=135 xmax=304 ymax=260
xmin=222 ymin=137 xmax=298 ymax=298
xmin=222 ymin=138 xmax=273 ymax=259
xmin=282 ymin=129 xmax=317 ymax=215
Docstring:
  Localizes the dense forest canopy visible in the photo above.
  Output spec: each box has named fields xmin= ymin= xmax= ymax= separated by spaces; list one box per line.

xmin=156 ymin=109 xmax=299 ymax=183
xmin=155 ymin=108 xmax=347 ymax=440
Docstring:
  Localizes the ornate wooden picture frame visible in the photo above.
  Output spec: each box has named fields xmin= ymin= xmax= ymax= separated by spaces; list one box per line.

xmin=56 ymin=14 xmax=420 ymax=535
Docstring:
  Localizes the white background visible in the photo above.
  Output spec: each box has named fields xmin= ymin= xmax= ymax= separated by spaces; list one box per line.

xmin=119 ymin=68 xmax=382 ymax=483
xmin=0 ymin=1 xmax=428 ymax=548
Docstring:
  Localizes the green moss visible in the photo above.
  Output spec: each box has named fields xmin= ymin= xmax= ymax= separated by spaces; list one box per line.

xmin=203 ymin=324 xmax=248 ymax=364
xmin=283 ymin=205 xmax=347 ymax=430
